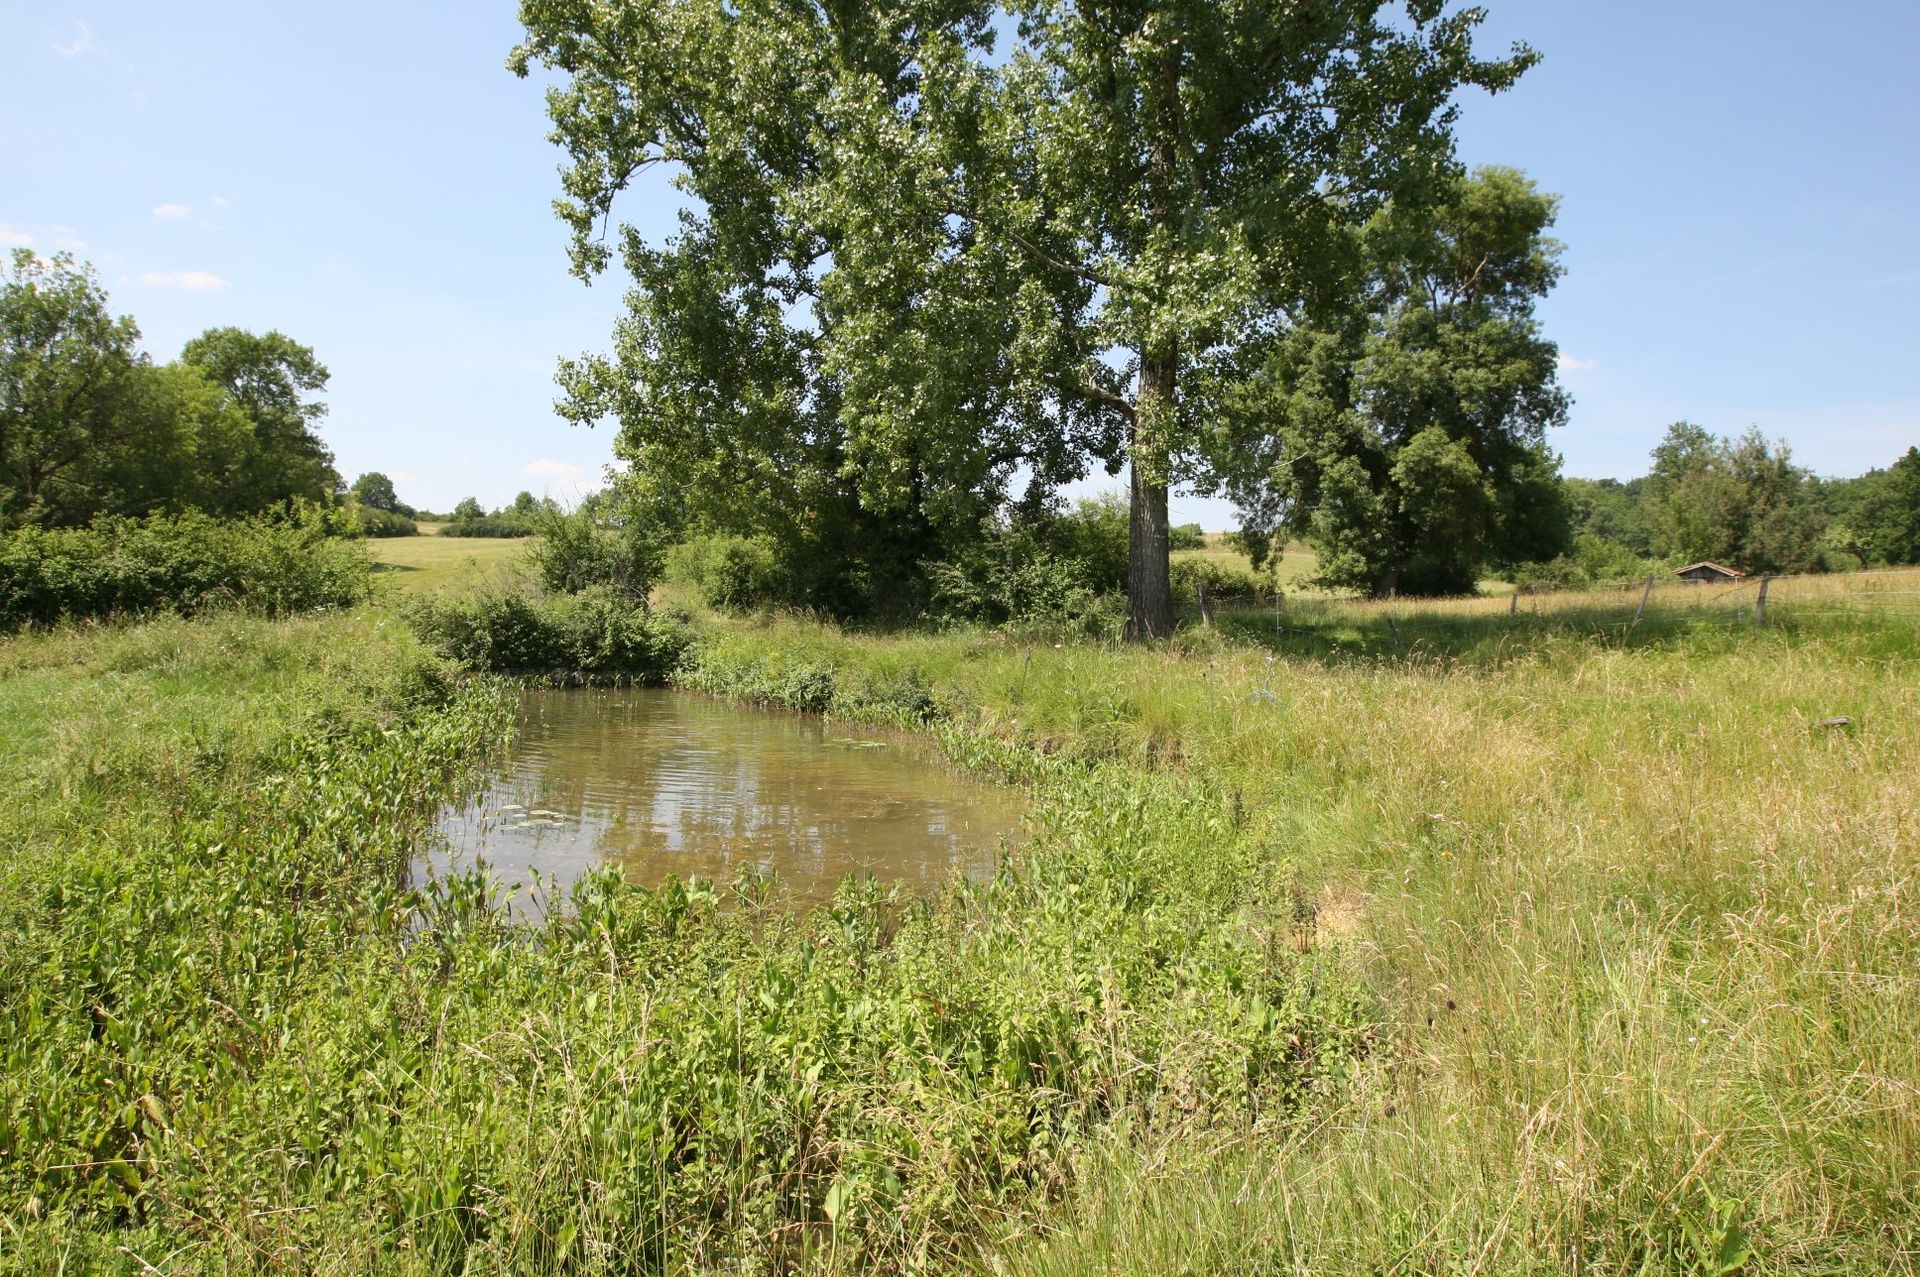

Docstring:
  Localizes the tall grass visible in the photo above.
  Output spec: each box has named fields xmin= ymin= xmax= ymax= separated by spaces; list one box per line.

xmin=0 ymin=612 xmax=1368 ymax=1272
xmin=5 ymin=584 xmax=1914 ymax=1272
xmin=645 ymin=599 xmax=1919 ymax=1272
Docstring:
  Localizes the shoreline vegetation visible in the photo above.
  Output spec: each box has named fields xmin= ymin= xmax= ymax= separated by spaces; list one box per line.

xmin=2 ymin=566 xmax=1915 ymax=1273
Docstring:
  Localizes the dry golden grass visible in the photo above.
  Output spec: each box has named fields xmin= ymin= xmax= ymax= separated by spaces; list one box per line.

xmin=707 ymin=589 xmax=1919 ymax=1272
xmin=985 ymin=596 xmax=1920 ymax=1274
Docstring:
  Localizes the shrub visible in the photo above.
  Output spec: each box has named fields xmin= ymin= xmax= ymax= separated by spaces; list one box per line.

xmin=0 ymin=511 xmax=372 ymax=629
xmin=408 ymin=586 xmax=692 ymax=679
xmin=527 ymin=504 xmax=651 ymax=599
xmin=926 ymin=537 xmax=1121 ymax=637
xmin=438 ymin=513 xmax=535 ymax=538
xmin=1169 ymin=522 xmax=1207 ymax=551
xmin=1050 ymin=493 xmax=1131 ymax=592
xmin=348 ymin=503 xmax=419 ymax=538
xmin=665 ymin=534 xmax=786 ymax=613
xmin=1171 ymin=556 xmax=1263 ymax=604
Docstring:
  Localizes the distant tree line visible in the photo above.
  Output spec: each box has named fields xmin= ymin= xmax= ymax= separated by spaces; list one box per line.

xmin=435 ymin=490 xmax=556 ymax=538
xmin=1531 ymin=425 xmax=1920 ymax=587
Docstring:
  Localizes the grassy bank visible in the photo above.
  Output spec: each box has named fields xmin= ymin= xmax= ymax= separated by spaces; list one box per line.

xmin=5 ymin=587 xmax=1914 ymax=1272
xmin=1 ymin=609 xmax=1367 ymax=1273
xmin=679 ymin=598 xmax=1917 ymax=1272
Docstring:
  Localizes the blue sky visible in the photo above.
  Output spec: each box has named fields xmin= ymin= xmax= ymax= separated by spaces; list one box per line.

xmin=5 ymin=2 xmax=1916 ymax=525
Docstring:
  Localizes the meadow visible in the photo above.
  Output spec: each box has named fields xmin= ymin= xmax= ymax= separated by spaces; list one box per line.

xmin=2 ymin=559 xmax=1915 ymax=1273
xmin=370 ymin=527 xmax=533 ymax=594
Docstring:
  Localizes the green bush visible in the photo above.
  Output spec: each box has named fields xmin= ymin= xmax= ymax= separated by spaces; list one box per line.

xmin=1171 ymin=556 xmax=1264 ymax=605
xmin=408 ymin=586 xmax=692 ymax=678
xmin=527 ymin=504 xmax=650 ymax=599
xmin=665 ymin=534 xmax=786 ymax=612
xmin=1510 ymin=533 xmax=1660 ymax=592
xmin=0 ymin=511 xmax=372 ymax=629
xmin=1050 ymin=493 xmax=1131 ymax=592
xmin=348 ymin=503 xmax=418 ymax=538
xmin=926 ymin=540 xmax=1120 ymax=636
xmin=1170 ymin=522 xmax=1207 ymax=551
xmin=439 ymin=513 xmax=535 ymax=538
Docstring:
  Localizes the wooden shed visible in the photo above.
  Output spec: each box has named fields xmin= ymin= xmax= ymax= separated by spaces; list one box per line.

xmin=1674 ymin=561 xmax=1746 ymax=584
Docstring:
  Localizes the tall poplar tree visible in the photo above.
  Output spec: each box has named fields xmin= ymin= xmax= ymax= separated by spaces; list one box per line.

xmin=514 ymin=0 xmax=1533 ymax=636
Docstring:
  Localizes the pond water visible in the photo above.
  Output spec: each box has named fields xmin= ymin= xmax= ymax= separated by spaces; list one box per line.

xmin=425 ymin=689 xmax=1024 ymax=910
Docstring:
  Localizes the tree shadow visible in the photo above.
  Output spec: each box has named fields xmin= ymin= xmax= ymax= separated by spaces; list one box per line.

xmin=1201 ymin=597 xmax=1917 ymax=669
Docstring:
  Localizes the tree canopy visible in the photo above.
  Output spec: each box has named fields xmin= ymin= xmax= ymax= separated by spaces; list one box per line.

xmin=1640 ymin=422 xmax=1826 ymax=574
xmin=1 ymin=251 xmax=147 ymax=526
xmin=0 ymin=250 xmax=339 ymax=529
xmin=513 ymin=0 xmax=1536 ymax=633
xmin=1211 ymin=165 xmax=1571 ymax=595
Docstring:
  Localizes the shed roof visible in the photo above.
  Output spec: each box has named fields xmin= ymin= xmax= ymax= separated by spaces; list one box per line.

xmin=1674 ymin=561 xmax=1746 ymax=578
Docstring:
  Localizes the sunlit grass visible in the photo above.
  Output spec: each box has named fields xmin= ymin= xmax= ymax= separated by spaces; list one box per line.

xmin=7 ymin=573 xmax=1915 ymax=1272
xmin=667 ymin=593 xmax=1919 ymax=1272
xmin=367 ymin=531 xmax=533 ymax=594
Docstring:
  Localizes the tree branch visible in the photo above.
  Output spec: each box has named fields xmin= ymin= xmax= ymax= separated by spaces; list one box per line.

xmin=936 ymin=202 xmax=1120 ymax=291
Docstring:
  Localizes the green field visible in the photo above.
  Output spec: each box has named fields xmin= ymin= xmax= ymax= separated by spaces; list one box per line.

xmin=369 ymin=529 xmax=533 ymax=594
xmin=1173 ymin=533 xmax=1319 ymax=584
xmin=4 ymin=567 xmax=1917 ymax=1272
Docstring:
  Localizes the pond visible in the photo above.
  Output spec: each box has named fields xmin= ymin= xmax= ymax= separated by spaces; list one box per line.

xmin=425 ymin=688 xmax=1025 ymax=911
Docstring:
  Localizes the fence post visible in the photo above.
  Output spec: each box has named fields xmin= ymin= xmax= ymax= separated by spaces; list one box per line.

xmin=1386 ymin=614 xmax=1407 ymax=656
xmin=1510 ymin=590 xmax=1519 ymax=616
xmin=1755 ymin=574 xmax=1771 ymax=627
xmin=1197 ymin=579 xmax=1214 ymax=628
xmin=1631 ymin=576 xmax=1654 ymax=626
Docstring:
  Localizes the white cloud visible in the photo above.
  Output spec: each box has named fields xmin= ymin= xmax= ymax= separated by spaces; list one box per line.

xmin=389 ymin=469 xmax=419 ymax=485
xmin=152 ymin=203 xmax=191 ymax=220
xmin=1557 ymin=352 xmax=1600 ymax=373
xmin=523 ymin=458 xmax=585 ymax=480
xmin=136 ymin=270 xmax=231 ymax=291
xmin=2 ymin=224 xmax=88 ymax=254
xmin=51 ymin=20 xmax=97 ymax=56
xmin=211 ymin=195 xmax=230 ymax=208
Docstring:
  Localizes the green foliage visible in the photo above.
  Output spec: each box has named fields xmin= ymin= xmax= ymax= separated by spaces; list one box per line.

xmin=527 ymin=501 xmax=650 ymax=599
xmin=918 ymin=495 xmax=1149 ymax=634
xmin=440 ymin=506 xmax=539 ymax=538
xmin=347 ymin=502 xmax=419 ymax=538
xmin=1 ymin=250 xmax=148 ymax=526
xmin=925 ymin=537 xmax=1120 ymax=638
xmin=1513 ymin=531 xmax=1658 ymax=591
xmin=514 ymin=0 xmax=1534 ymax=636
xmin=0 ymin=510 xmax=372 ymax=629
xmin=1215 ymin=168 xmax=1572 ymax=596
xmin=1840 ymin=446 xmax=1920 ymax=566
xmin=1049 ymin=493 xmax=1133 ymax=594
xmin=1170 ymin=556 xmax=1264 ymax=605
xmin=665 ymin=533 xmax=787 ymax=614
xmin=1169 ymin=522 xmax=1206 ymax=552
xmin=439 ymin=493 xmax=558 ymax=539
xmin=1 ymin=251 xmax=342 ymax=529
xmin=178 ymin=326 xmax=340 ymax=510
xmin=349 ymin=470 xmax=414 ymax=516
xmin=1564 ymin=476 xmax=1652 ymax=555
xmin=408 ymin=586 xmax=691 ymax=678
xmin=1644 ymin=423 xmax=1827 ymax=573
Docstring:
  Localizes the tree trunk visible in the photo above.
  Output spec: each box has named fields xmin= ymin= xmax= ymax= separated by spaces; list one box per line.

xmin=1126 ymin=354 xmax=1177 ymax=642
xmin=1124 ymin=41 xmax=1184 ymax=644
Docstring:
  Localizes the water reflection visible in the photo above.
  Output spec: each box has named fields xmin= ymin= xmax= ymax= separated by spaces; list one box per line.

xmin=427 ymin=689 xmax=1023 ymax=909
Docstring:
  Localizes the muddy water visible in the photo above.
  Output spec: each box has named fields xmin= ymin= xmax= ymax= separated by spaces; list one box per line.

xmin=427 ymin=689 xmax=1024 ymax=909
